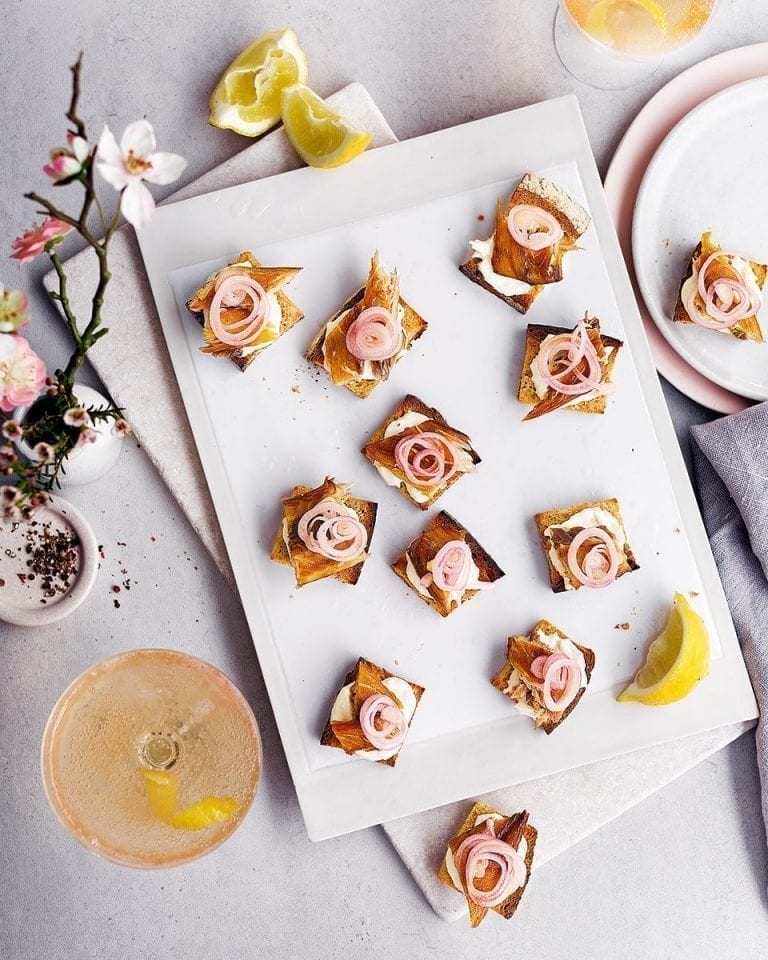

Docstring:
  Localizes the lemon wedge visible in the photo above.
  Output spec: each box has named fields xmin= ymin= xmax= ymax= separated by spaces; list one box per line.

xmin=585 ymin=0 xmax=667 ymax=50
xmin=141 ymin=768 xmax=239 ymax=830
xmin=281 ymin=83 xmax=372 ymax=169
xmin=141 ymin=769 xmax=178 ymax=822
xmin=171 ymin=797 xmax=240 ymax=831
xmin=209 ymin=29 xmax=308 ymax=137
xmin=618 ymin=593 xmax=710 ymax=705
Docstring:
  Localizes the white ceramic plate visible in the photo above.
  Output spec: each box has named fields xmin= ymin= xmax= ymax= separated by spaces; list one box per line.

xmin=632 ymin=77 xmax=768 ymax=401
xmin=136 ymin=96 xmax=756 ymax=841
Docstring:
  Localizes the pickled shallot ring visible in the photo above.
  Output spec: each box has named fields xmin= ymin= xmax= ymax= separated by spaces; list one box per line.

xmin=313 ymin=516 xmax=366 ymax=560
xmin=686 ymin=251 xmax=762 ymax=330
xmin=534 ymin=320 xmax=608 ymax=397
xmin=566 ymin=527 xmax=619 ymax=589
xmin=430 ymin=540 xmax=472 ymax=592
xmin=297 ymin=496 xmax=367 ymax=561
xmin=454 ymin=819 xmax=526 ymax=907
xmin=394 ymin=432 xmax=459 ymax=487
xmin=359 ymin=694 xmax=407 ymax=751
xmin=208 ymin=273 xmax=270 ymax=347
xmin=345 ymin=305 xmax=402 ymax=361
xmin=531 ymin=653 xmax=582 ymax=712
xmin=507 ymin=204 xmax=563 ymax=251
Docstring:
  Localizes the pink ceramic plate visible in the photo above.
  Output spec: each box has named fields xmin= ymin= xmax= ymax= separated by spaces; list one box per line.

xmin=604 ymin=42 xmax=768 ymax=414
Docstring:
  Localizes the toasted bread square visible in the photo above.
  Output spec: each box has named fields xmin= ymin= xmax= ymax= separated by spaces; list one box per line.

xmin=534 ymin=497 xmax=638 ymax=594
xmin=673 ymin=231 xmax=766 ymax=343
xmin=307 ymin=253 xmax=428 ymax=398
xmin=391 ymin=510 xmax=504 ymax=617
xmin=518 ymin=318 xmax=623 ymax=420
xmin=186 ymin=251 xmax=303 ymax=371
xmin=362 ymin=394 xmax=480 ymax=509
xmin=460 ymin=173 xmax=590 ymax=315
xmin=491 ymin=619 xmax=595 ymax=733
xmin=320 ymin=657 xmax=425 ymax=767
xmin=437 ymin=801 xmax=538 ymax=927
xmin=270 ymin=478 xmax=377 ymax=587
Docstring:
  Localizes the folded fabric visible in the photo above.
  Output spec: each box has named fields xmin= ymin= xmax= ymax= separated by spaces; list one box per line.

xmin=691 ymin=401 xmax=768 ymax=857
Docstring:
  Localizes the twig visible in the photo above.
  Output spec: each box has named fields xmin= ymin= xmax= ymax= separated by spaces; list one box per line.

xmin=47 ymin=249 xmax=81 ymax=347
xmin=66 ymin=53 xmax=86 ymax=139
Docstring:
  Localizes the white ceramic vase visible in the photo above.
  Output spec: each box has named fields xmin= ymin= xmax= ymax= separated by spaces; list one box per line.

xmin=14 ymin=382 xmax=123 ymax=486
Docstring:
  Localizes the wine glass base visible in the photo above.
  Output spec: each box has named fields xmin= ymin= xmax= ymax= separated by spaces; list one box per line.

xmin=554 ymin=7 xmax=661 ymax=90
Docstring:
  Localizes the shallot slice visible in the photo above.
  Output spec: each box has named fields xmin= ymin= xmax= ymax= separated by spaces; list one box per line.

xmin=454 ymin=819 xmax=527 ymax=907
xmin=430 ymin=540 xmax=472 ymax=592
xmin=359 ymin=694 xmax=407 ymax=751
xmin=297 ymin=497 xmax=367 ymax=561
xmin=685 ymin=250 xmax=762 ymax=330
xmin=394 ymin=432 xmax=458 ymax=487
xmin=531 ymin=653 xmax=583 ymax=712
xmin=533 ymin=321 xmax=609 ymax=397
xmin=209 ymin=273 xmax=270 ymax=347
xmin=345 ymin=306 xmax=402 ymax=361
xmin=507 ymin=204 xmax=563 ymax=251
xmin=565 ymin=527 xmax=619 ymax=589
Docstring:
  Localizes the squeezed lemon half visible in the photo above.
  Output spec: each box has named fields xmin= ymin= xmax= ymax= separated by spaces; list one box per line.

xmin=141 ymin=769 xmax=239 ymax=831
xmin=281 ymin=83 xmax=372 ymax=169
xmin=209 ymin=29 xmax=308 ymax=137
xmin=618 ymin=593 xmax=710 ymax=705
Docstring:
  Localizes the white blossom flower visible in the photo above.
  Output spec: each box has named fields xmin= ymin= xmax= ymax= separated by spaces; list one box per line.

xmin=63 ymin=407 xmax=91 ymax=428
xmin=33 ymin=442 xmax=55 ymax=464
xmin=96 ymin=120 xmax=186 ymax=229
xmin=77 ymin=426 xmax=99 ymax=446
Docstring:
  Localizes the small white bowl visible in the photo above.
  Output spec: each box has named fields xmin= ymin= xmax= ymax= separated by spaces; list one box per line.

xmin=0 ymin=495 xmax=99 ymax=626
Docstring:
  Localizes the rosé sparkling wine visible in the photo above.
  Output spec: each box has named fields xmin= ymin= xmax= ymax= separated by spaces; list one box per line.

xmin=563 ymin=0 xmax=715 ymax=55
xmin=555 ymin=0 xmax=717 ymax=88
xmin=41 ymin=649 xmax=261 ymax=868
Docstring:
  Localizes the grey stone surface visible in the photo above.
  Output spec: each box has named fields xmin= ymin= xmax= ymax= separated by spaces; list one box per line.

xmin=1 ymin=1 xmax=767 ymax=957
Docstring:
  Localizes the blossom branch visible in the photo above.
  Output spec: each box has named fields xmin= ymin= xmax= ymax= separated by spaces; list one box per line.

xmin=2 ymin=52 xmax=183 ymax=515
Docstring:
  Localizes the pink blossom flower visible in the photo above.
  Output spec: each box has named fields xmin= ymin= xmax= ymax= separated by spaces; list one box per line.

xmin=33 ymin=442 xmax=55 ymax=464
xmin=96 ymin=120 xmax=186 ymax=229
xmin=63 ymin=406 xmax=91 ymax=428
xmin=1 ymin=419 xmax=23 ymax=440
xmin=112 ymin=418 xmax=132 ymax=438
xmin=43 ymin=133 xmax=90 ymax=182
xmin=0 ymin=444 xmax=17 ymax=466
xmin=10 ymin=219 xmax=73 ymax=265
xmin=77 ymin=426 xmax=99 ymax=446
xmin=0 ymin=336 xmax=47 ymax=413
xmin=0 ymin=285 xmax=31 ymax=333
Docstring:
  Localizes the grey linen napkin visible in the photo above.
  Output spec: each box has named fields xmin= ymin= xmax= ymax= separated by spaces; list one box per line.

xmin=691 ymin=401 xmax=768 ymax=843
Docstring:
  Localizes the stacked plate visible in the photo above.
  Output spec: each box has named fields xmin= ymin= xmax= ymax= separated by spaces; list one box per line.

xmin=605 ymin=43 xmax=768 ymax=412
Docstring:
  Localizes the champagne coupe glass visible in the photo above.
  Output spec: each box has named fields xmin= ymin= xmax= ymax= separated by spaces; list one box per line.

xmin=41 ymin=649 xmax=262 ymax=868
